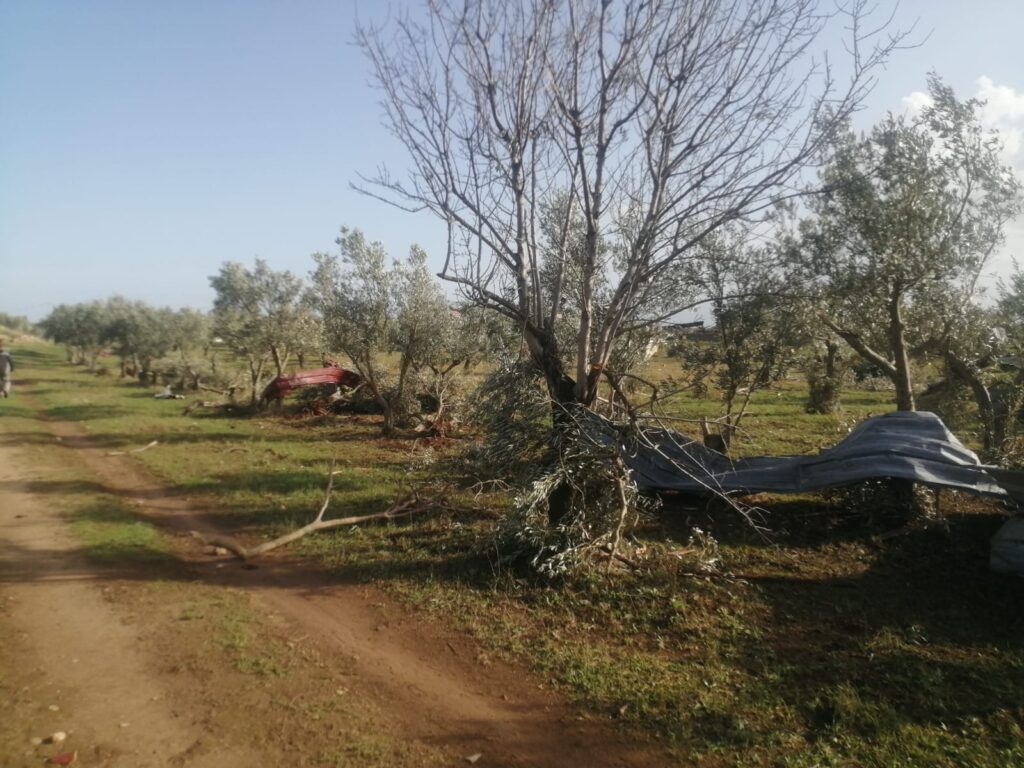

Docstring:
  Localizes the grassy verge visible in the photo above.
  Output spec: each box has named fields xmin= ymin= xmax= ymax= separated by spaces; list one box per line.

xmin=6 ymin=341 xmax=1024 ymax=767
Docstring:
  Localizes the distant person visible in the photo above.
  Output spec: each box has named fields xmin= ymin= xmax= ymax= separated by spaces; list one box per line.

xmin=0 ymin=344 xmax=14 ymax=397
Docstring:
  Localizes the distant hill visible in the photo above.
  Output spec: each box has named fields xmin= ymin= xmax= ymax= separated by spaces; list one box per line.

xmin=0 ymin=313 xmax=43 ymax=344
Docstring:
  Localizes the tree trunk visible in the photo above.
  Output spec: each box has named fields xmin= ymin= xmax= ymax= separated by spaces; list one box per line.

xmin=249 ymin=358 xmax=265 ymax=406
xmin=381 ymin=402 xmax=397 ymax=436
xmin=889 ymin=294 xmax=915 ymax=411
xmin=271 ymin=345 xmax=287 ymax=377
xmin=945 ymin=350 xmax=999 ymax=458
xmin=806 ymin=340 xmax=843 ymax=414
xmin=524 ymin=325 xmax=577 ymax=409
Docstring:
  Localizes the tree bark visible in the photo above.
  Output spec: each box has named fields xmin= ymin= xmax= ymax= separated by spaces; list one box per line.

xmin=271 ymin=345 xmax=288 ymax=377
xmin=249 ymin=358 xmax=265 ymax=406
xmin=889 ymin=293 xmax=915 ymax=411
xmin=945 ymin=350 xmax=999 ymax=456
xmin=524 ymin=325 xmax=577 ymax=409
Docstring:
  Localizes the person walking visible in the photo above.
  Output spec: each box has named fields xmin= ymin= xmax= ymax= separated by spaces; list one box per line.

xmin=0 ymin=344 xmax=14 ymax=398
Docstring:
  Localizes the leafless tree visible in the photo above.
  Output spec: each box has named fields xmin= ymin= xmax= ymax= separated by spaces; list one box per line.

xmin=357 ymin=0 xmax=908 ymax=412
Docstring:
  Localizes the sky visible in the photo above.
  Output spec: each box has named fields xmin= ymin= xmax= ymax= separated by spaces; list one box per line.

xmin=2 ymin=0 xmax=1024 ymax=321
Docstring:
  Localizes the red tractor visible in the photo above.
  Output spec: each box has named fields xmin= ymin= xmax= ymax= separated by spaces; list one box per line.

xmin=259 ymin=364 xmax=362 ymax=407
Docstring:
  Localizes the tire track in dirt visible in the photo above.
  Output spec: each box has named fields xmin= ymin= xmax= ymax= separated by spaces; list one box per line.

xmin=0 ymin=439 xmax=259 ymax=767
xmin=14 ymin=403 xmax=664 ymax=767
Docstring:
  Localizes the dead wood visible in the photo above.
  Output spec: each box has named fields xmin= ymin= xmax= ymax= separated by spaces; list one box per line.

xmin=189 ymin=461 xmax=436 ymax=560
xmin=105 ymin=440 xmax=159 ymax=456
xmin=183 ymin=400 xmax=237 ymax=416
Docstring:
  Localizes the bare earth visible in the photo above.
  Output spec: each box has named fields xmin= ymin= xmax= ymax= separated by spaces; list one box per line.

xmin=0 ymin=403 xmax=663 ymax=766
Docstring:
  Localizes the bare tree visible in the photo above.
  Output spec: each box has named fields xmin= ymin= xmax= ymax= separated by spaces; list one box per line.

xmin=357 ymin=0 xmax=907 ymax=412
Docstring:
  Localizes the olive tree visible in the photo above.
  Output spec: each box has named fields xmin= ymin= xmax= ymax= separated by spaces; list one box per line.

xmin=677 ymin=229 xmax=801 ymax=444
xmin=311 ymin=229 xmax=461 ymax=434
xmin=40 ymin=301 xmax=111 ymax=370
xmin=356 ymin=0 xmax=905 ymax=414
xmin=210 ymin=259 xmax=318 ymax=404
xmin=940 ymin=267 xmax=1024 ymax=461
xmin=803 ymin=74 xmax=1023 ymax=411
xmin=104 ymin=298 xmax=177 ymax=381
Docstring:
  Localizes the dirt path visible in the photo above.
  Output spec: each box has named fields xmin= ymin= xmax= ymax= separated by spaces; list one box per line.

xmin=1 ymin=402 xmax=661 ymax=766
xmin=0 ymin=438 xmax=262 ymax=767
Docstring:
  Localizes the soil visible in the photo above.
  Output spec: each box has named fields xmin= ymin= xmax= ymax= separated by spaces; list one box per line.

xmin=0 ymin=401 xmax=663 ymax=766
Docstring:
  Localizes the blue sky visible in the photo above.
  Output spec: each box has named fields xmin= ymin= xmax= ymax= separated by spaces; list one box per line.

xmin=2 ymin=0 xmax=1023 ymax=320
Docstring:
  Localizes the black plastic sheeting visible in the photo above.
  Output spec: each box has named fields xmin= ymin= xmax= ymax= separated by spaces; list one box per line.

xmin=618 ymin=410 xmax=1019 ymax=501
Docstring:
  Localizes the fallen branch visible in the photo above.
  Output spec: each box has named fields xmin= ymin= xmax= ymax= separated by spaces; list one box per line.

xmin=190 ymin=460 xmax=435 ymax=559
xmin=105 ymin=440 xmax=159 ymax=456
xmin=183 ymin=400 xmax=238 ymax=416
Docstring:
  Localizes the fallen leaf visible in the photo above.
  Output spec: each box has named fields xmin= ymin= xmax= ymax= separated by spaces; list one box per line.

xmin=465 ymin=753 xmax=483 ymax=764
xmin=46 ymin=751 xmax=77 ymax=765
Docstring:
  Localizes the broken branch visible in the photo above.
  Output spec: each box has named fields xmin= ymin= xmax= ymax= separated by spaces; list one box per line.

xmin=105 ymin=440 xmax=159 ymax=456
xmin=190 ymin=461 xmax=437 ymax=559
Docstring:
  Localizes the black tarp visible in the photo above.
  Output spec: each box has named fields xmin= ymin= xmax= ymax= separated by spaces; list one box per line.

xmin=615 ymin=410 xmax=1019 ymax=501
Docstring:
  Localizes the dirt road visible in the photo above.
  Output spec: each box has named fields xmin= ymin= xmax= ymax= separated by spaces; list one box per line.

xmin=1 ymin=401 xmax=660 ymax=766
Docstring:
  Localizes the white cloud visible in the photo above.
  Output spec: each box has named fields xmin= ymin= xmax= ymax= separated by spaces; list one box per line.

xmin=899 ymin=78 xmax=1024 ymax=280
xmin=900 ymin=77 xmax=1024 ymax=167
xmin=976 ymin=76 xmax=1024 ymax=124
xmin=901 ymin=90 xmax=933 ymax=117
xmin=975 ymin=76 xmax=1024 ymax=166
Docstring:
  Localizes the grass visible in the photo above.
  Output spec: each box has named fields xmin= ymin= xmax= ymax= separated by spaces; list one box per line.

xmin=70 ymin=502 xmax=173 ymax=562
xmin=5 ymin=340 xmax=1024 ymax=766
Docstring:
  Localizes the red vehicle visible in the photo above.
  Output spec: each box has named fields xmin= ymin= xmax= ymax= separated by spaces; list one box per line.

xmin=259 ymin=364 xmax=362 ymax=406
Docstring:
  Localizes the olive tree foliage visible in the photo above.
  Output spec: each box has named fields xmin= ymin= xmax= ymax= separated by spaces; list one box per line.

xmin=104 ymin=297 xmax=176 ymax=379
xmin=939 ymin=267 xmax=1024 ymax=461
xmin=356 ymin=0 xmax=906 ymax=414
xmin=164 ymin=308 xmax=211 ymax=366
xmin=672 ymin=228 xmax=801 ymax=443
xmin=800 ymin=74 xmax=1023 ymax=411
xmin=0 ymin=313 xmax=35 ymax=334
xmin=310 ymin=228 xmax=483 ymax=435
xmin=40 ymin=299 xmax=212 ymax=383
xmin=40 ymin=301 xmax=111 ymax=370
xmin=413 ymin=304 xmax=506 ymax=431
xmin=210 ymin=259 xmax=320 ymax=405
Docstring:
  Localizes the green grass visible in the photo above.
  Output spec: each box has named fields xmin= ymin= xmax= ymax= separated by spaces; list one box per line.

xmin=0 ymin=358 xmax=175 ymax=568
xmin=70 ymin=502 xmax=173 ymax=562
xmin=6 ymin=340 xmax=1024 ymax=767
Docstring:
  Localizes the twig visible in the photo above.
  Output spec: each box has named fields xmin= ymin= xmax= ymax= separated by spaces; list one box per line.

xmin=105 ymin=440 xmax=158 ymax=456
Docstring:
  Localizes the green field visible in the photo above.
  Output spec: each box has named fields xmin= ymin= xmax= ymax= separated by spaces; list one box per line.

xmin=5 ymin=340 xmax=1023 ymax=767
